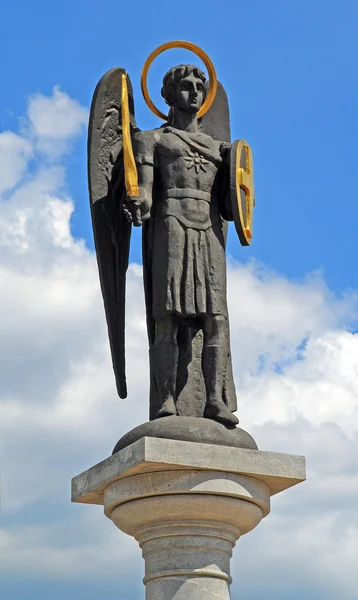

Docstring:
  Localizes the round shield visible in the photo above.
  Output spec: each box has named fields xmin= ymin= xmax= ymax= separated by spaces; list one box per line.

xmin=229 ymin=139 xmax=255 ymax=246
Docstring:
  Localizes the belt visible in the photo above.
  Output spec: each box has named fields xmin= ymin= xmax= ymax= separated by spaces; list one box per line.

xmin=164 ymin=188 xmax=211 ymax=202
xmin=159 ymin=195 xmax=213 ymax=230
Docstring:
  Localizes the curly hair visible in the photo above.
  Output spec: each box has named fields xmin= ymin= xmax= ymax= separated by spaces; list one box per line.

xmin=161 ymin=64 xmax=206 ymax=106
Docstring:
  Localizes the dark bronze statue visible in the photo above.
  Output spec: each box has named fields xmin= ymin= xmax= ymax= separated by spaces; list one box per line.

xmin=88 ymin=42 xmax=255 ymax=433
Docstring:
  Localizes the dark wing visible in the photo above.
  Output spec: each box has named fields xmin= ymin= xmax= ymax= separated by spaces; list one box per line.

xmin=200 ymin=80 xmax=231 ymax=238
xmin=88 ymin=67 xmax=139 ymax=399
xmin=200 ymin=81 xmax=231 ymax=143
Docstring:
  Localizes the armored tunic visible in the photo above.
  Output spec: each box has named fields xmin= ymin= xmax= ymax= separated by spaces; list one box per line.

xmin=135 ymin=127 xmax=230 ymax=320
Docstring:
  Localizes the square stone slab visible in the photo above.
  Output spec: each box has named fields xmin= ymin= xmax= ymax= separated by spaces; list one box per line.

xmin=72 ymin=437 xmax=306 ymax=505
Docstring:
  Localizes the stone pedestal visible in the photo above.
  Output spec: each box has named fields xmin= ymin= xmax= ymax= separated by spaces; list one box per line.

xmin=72 ymin=437 xmax=305 ymax=599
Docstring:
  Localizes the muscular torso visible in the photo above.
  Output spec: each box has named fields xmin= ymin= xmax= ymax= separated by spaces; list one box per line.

xmin=133 ymin=128 xmax=227 ymax=228
xmin=158 ymin=128 xmax=223 ymax=228
xmin=155 ymin=128 xmax=222 ymax=192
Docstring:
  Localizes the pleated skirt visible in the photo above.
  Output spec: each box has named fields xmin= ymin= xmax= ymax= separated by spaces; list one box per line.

xmin=151 ymin=216 xmax=228 ymax=319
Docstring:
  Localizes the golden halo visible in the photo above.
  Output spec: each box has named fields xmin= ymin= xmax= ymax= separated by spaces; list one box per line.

xmin=141 ymin=40 xmax=218 ymax=121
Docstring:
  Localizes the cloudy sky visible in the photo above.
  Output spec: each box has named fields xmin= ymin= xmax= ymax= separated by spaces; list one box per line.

xmin=1 ymin=1 xmax=358 ymax=598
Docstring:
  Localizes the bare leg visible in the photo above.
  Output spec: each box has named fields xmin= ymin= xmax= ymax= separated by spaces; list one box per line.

xmin=153 ymin=315 xmax=179 ymax=418
xmin=202 ymin=315 xmax=239 ymax=426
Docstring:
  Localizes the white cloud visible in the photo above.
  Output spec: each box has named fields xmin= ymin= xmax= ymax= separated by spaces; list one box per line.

xmin=238 ymin=328 xmax=358 ymax=434
xmin=0 ymin=131 xmax=32 ymax=195
xmin=27 ymin=86 xmax=88 ymax=140
xmin=20 ymin=86 xmax=88 ymax=156
xmin=227 ymin=261 xmax=357 ymax=379
xmin=1 ymin=89 xmax=358 ymax=599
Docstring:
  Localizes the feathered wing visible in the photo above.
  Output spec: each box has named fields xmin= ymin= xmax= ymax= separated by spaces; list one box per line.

xmin=88 ymin=67 xmax=139 ymax=399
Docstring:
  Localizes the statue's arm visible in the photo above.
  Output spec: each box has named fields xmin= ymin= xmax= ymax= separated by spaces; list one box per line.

xmin=137 ymin=164 xmax=153 ymax=221
xmin=134 ymin=131 xmax=155 ymax=222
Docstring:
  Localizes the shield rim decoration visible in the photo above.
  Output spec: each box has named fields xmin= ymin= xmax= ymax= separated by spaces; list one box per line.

xmin=229 ymin=139 xmax=255 ymax=246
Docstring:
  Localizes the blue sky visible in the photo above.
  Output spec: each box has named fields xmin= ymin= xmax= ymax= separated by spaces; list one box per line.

xmin=1 ymin=1 xmax=358 ymax=599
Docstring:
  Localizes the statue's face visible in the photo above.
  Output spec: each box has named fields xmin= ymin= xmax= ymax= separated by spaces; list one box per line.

xmin=174 ymin=72 xmax=205 ymax=114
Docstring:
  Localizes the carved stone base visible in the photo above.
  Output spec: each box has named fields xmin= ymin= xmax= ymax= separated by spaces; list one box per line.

xmin=112 ymin=416 xmax=258 ymax=453
xmin=72 ymin=437 xmax=305 ymax=599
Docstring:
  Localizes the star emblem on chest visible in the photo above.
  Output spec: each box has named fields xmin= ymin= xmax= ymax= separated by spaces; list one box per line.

xmin=183 ymin=150 xmax=210 ymax=173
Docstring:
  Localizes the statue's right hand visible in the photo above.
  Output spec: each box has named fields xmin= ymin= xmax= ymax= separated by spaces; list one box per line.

xmin=122 ymin=199 xmax=142 ymax=227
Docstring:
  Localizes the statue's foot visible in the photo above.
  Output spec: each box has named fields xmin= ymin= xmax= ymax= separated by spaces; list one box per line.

xmin=155 ymin=397 xmax=177 ymax=419
xmin=204 ymin=402 xmax=239 ymax=427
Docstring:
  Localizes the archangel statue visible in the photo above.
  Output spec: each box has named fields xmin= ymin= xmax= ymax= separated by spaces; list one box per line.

xmin=88 ymin=42 xmax=255 ymax=430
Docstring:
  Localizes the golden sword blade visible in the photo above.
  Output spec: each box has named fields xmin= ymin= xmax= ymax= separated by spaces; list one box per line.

xmin=121 ymin=73 xmax=139 ymax=197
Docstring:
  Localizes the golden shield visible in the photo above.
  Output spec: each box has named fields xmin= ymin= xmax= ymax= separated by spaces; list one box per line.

xmin=229 ymin=139 xmax=255 ymax=246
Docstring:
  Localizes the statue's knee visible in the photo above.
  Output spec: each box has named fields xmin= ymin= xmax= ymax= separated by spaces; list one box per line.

xmin=204 ymin=314 xmax=227 ymax=345
xmin=155 ymin=316 xmax=178 ymax=344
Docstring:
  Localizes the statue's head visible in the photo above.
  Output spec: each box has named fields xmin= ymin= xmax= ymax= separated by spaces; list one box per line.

xmin=161 ymin=64 xmax=206 ymax=115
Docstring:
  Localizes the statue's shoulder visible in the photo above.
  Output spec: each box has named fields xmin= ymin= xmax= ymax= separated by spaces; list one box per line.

xmin=198 ymin=130 xmax=222 ymax=147
xmin=133 ymin=128 xmax=163 ymax=147
xmin=133 ymin=129 xmax=165 ymax=164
